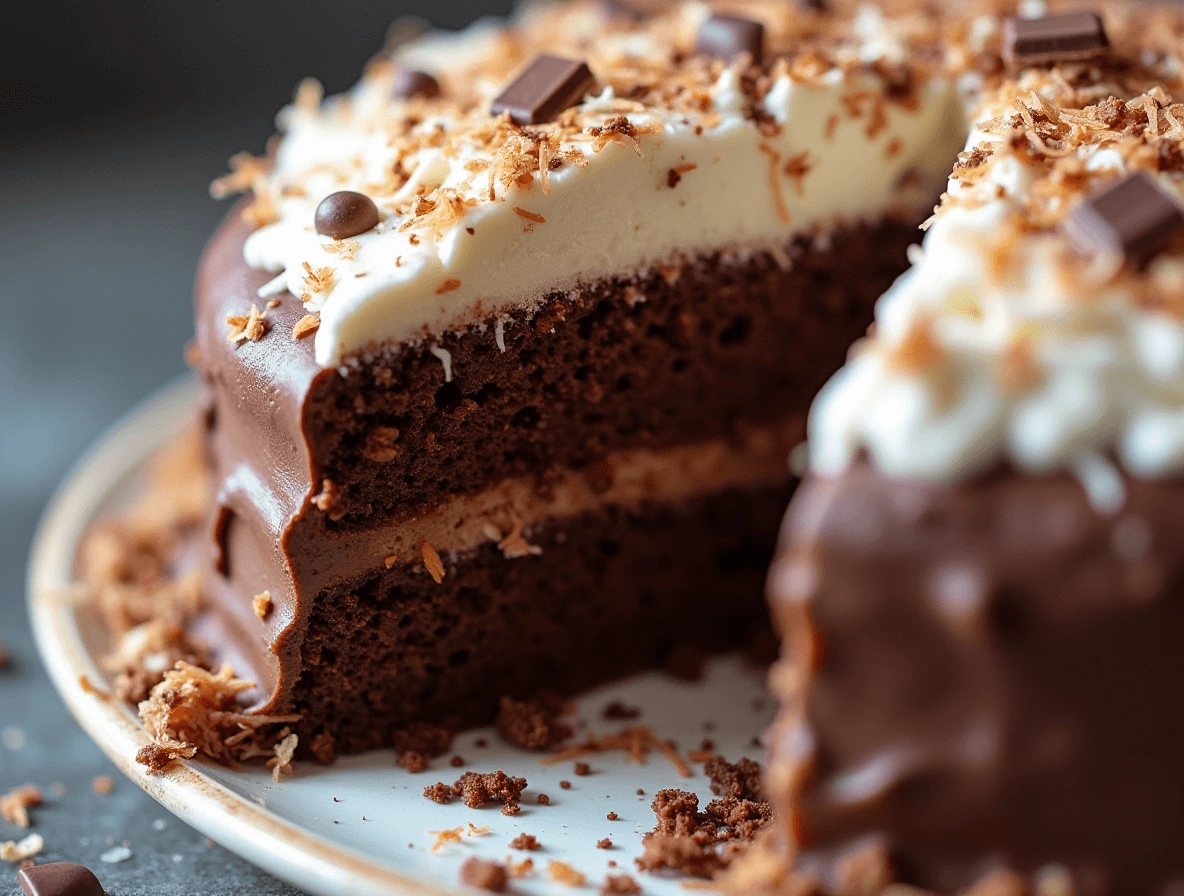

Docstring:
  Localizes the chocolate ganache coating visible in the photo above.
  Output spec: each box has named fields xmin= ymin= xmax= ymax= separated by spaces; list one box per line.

xmin=766 ymin=463 xmax=1184 ymax=895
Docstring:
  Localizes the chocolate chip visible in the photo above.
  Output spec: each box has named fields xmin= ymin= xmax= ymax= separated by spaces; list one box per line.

xmin=491 ymin=55 xmax=597 ymax=125
xmin=314 ymin=191 xmax=380 ymax=240
xmin=696 ymin=14 xmax=764 ymax=64
xmin=1003 ymin=11 xmax=1108 ymax=67
xmin=18 ymin=863 xmax=105 ymax=896
xmin=392 ymin=68 xmax=440 ymax=101
xmin=1064 ymin=171 xmax=1184 ymax=265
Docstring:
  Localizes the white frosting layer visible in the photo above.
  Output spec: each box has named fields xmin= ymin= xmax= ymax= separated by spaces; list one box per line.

xmin=809 ymin=90 xmax=1184 ymax=490
xmin=241 ymin=4 xmax=966 ymax=366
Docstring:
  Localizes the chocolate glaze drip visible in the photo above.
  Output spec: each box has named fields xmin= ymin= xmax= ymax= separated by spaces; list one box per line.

xmin=766 ymin=463 xmax=1184 ymax=895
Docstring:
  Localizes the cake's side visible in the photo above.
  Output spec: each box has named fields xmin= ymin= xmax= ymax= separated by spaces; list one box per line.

xmin=767 ymin=466 xmax=1184 ymax=895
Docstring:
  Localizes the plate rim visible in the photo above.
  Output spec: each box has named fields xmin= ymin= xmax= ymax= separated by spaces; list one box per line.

xmin=26 ymin=375 xmax=458 ymax=896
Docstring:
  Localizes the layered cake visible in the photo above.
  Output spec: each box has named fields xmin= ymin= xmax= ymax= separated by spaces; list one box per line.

xmin=194 ymin=0 xmax=973 ymax=758
xmin=765 ymin=3 xmax=1184 ymax=893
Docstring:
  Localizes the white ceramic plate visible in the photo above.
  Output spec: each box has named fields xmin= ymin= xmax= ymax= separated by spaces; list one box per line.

xmin=28 ymin=376 xmax=775 ymax=896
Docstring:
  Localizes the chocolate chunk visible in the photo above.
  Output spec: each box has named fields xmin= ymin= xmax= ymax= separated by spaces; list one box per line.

xmin=314 ymin=191 xmax=380 ymax=239
xmin=392 ymin=68 xmax=440 ymax=100
xmin=1064 ymin=171 xmax=1184 ymax=265
xmin=1003 ymin=11 xmax=1108 ymax=66
xmin=491 ymin=55 xmax=596 ymax=125
xmin=696 ymin=14 xmax=764 ymax=65
xmin=18 ymin=863 xmax=105 ymax=896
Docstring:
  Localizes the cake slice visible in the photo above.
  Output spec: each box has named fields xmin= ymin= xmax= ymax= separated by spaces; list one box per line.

xmin=765 ymin=4 xmax=1184 ymax=892
xmin=195 ymin=0 xmax=971 ymax=758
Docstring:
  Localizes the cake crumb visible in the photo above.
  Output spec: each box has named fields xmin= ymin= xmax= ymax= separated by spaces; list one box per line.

xmin=460 ymin=857 xmax=508 ymax=892
xmin=399 ymin=750 xmax=430 ymax=773
xmin=91 ymin=776 xmax=115 ymax=796
xmin=510 ymin=833 xmax=541 ymax=851
xmin=0 ymin=786 xmax=42 ymax=829
xmin=607 ymin=812 xmax=618 ymax=821
xmin=451 ymin=755 xmax=466 ymax=767
xmin=598 ymin=838 xmax=613 ymax=849
xmin=496 ymin=695 xmax=571 ymax=751
xmin=421 ymin=542 xmax=446 ymax=583
xmin=574 ymin=761 xmax=592 ymax=776
xmin=424 ymin=782 xmax=454 ymax=804
xmin=537 ymin=793 xmax=550 ymax=805
xmin=601 ymin=873 xmax=641 ymax=894
xmin=560 ymin=780 xmax=572 ymax=790
xmin=252 ymin=591 xmax=273 ymax=621
xmin=549 ymin=861 xmax=588 ymax=887
xmin=454 ymin=771 xmax=528 ymax=816
xmin=635 ymin=758 xmax=774 ymax=880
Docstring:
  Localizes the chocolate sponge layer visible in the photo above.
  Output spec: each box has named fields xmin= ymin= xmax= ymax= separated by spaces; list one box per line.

xmin=194 ymin=209 xmax=922 ymax=728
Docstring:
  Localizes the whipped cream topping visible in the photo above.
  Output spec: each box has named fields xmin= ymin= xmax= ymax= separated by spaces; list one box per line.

xmin=235 ymin=1 xmax=970 ymax=366
xmin=809 ymin=60 xmax=1184 ymax=496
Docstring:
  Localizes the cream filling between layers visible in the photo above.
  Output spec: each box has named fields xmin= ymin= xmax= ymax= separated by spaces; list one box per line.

xmin=308 ymin=415 xmax=802 ymax=581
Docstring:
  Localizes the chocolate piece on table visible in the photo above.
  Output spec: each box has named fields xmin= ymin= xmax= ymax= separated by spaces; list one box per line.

xmin=18 ymin=863 xmax=105 ymax=896
xmin=314 ymin=191 xmax=380 ymax=240
xmin=391 ymin=68 xmax=440 ymax=100
xmin=491 ymin=55 xmax=596 ymax=126
xmin=696 ymin=14 xmax=765 ymax=64
xmin=1003 ymin=11 xmax=1109 ymax=66
xmin=1064 ymin=171 xmax=1184 ymax=265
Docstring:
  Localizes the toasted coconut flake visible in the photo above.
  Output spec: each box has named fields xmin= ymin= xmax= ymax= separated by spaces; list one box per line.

xmin=293 ymin=313 xmax=321 ymax=340
xmin=0 ymin=833 xmax=43 ymax=863
xmin=252 ymin=591 xmax=273 ymax=621
xmin=548 ymin=861 xmax=588 ymax=887
xmin=0 ymin=786 xmax=42 ymax=829
xmin=421 ymin=542 xmax=446 ymax=583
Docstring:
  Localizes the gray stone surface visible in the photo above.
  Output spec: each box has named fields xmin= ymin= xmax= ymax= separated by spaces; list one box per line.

xmin=1 ymin=108 xmax=309 ymax=895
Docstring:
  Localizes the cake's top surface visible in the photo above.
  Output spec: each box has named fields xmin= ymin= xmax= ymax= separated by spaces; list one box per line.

xmin=213 ymin=0 xmax=998 ymax=365
xmin=808 ymin=2 xmax=1184 ymax=500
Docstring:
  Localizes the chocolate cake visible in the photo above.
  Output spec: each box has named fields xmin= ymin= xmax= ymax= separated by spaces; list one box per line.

xmin=194 ymin=0 xmax=969 ymax=758
xmin=765 ymin=3 xmax=1184 ymax=893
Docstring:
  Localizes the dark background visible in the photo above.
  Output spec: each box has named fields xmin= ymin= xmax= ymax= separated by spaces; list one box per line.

xmin=2 ymin=2 xmax=508 ymax=893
